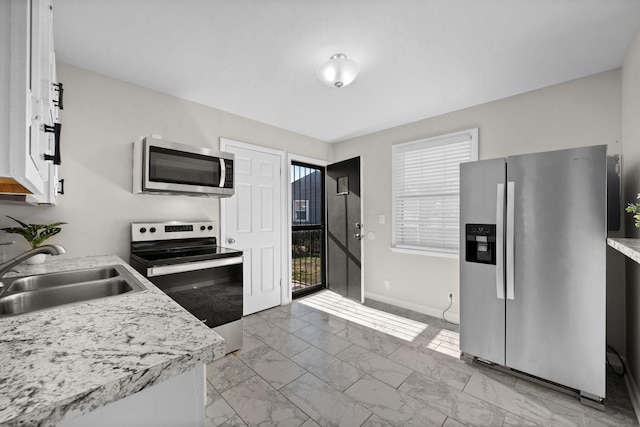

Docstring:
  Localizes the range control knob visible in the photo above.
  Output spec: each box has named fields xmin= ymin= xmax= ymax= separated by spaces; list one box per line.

xmin=200 ymin=225 xmax=206 ymax=231
xmin=150 ymin=227 xmax=156 ymax=233
xmin=139 ymin=227 xmax=147 ymax=233
xmin=207 ymin=225 xmax=213 ymax=230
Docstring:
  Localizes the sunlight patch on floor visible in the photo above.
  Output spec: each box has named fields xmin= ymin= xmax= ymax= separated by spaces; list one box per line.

xmin=298 ymin=290 xmax=430 ymax=342
xmin=431 ymin=331 xmax=461 ymax=358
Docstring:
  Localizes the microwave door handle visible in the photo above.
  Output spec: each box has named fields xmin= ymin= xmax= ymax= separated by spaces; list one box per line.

xmin=219 ymin=158 xmax=226 ymax=187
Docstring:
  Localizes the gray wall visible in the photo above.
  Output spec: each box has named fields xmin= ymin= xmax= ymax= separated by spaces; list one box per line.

xmin=0 ymin=63 xmax=329 ymax=261
xmin=331 ymin=70 xmax=624 ymax=344
xmin=0 ymin=57 xmax=631 ymax=359
xmin=623 ymin=29 xmax=640 ymax=392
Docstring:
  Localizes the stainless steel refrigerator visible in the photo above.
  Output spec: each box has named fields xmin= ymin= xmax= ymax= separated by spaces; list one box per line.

xmin=459 ymin=144 xmax=607 ymax=403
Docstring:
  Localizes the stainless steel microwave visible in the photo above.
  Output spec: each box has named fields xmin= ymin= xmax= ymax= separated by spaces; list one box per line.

xmin=133 ymin=136 xmax=234 ymax=197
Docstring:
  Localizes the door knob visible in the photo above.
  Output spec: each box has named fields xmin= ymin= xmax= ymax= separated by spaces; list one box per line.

xmin=354 ymin=233 xmax=363 ymax=240
xmin=227 ymin=238 xmax=236 ymax=244
xmin=355 ymin=222 xmax=362 ymax=230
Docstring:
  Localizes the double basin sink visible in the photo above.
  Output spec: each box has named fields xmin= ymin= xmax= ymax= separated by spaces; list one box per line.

xmin=0 ymin=265 xmax=146 ymax=316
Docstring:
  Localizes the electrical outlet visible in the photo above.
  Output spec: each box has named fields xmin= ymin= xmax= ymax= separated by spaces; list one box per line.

xmin=384 ymin=280 xmax=391 ymax=290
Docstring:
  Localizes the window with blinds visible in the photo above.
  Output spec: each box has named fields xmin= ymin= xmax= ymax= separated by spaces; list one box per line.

xmin=392 ymin=128 xmax=478 ymax=255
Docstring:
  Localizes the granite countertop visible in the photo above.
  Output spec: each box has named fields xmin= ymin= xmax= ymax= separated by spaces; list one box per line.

xmin=608 ymin=237 xmax=640 ymax=264
xmin=0 ymin=255 xmax=226 ymax=426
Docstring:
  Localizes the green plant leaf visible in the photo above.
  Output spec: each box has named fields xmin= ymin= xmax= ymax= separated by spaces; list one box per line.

xmin=1 ymin=216 xmax=66 ymax=249
xmin=6 ymin=216 xmax=29 ymax=229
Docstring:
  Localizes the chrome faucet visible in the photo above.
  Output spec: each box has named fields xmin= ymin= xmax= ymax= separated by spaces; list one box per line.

xmin=0 ymin=244 xmax=66 ymax=278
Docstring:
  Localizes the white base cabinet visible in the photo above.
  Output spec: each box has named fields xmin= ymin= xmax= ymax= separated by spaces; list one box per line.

xmin=58 ymin=365 xmax=207 ymax=427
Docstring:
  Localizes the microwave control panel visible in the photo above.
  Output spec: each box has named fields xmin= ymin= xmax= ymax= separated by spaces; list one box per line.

xmin=223 ymin=159 xmax=234 ymax=189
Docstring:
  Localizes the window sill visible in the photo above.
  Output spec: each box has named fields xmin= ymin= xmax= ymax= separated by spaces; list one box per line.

xmin=391 ymin=246 xmax=459 ymax=259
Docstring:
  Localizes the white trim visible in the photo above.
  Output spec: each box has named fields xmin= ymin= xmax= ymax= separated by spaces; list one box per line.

xmin=221 ymin=137 xmax=285 ymax=157
xmin=624 ymin=358 xmax=640 ymax=424
xmin=365 ymin=291 xmax=460 ymax=324
xmin=393 ymin=128 xmax=479 ymax=154
xmin=289 ymin=153 xmax=328 ymax=167
xmin=220 ymin=137 xmax=287 ymax=307
xmin=286 ymin=153 xmax=327 ymax=304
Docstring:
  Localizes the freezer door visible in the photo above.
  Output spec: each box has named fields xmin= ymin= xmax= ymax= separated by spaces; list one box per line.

xmin=460 ymin=158 xmax=506 ymax=365
xmin=505 ymin=145 xmax=606 ymax=398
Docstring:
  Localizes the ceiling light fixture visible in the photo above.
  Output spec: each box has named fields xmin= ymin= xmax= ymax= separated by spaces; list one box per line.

xmin=316 ymin=53 xmax=359 ymax=88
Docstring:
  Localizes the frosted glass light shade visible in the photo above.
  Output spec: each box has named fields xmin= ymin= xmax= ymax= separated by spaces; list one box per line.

xmin=316 ymin=53 xmax=359 ymax=88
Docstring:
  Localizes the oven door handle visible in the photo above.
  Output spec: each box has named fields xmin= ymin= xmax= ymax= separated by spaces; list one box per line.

xmin=147 ymin=257 xmax=242 ymax=277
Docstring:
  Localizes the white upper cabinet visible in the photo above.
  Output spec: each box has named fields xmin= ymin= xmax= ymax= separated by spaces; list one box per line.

xmin=0 ymin=0 xmax=61 ymax=205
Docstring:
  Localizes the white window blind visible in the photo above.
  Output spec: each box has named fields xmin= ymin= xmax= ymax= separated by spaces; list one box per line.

xmin=392 ymin=129 xmax=478 ymax=255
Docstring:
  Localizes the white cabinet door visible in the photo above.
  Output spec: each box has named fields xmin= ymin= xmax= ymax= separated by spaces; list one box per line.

xmin=31 ymin=0 xmax=60 ymax=205
xmin=0 ymin=0 xmax=58 ymax=202
xmin=29 ymin=0 xmax=52 ymax=182
xmin=222 ymin=141 xmax=283 ymax=315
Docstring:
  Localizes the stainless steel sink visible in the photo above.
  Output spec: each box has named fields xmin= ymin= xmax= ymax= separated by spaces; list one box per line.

xmin=7 ymin=266 xmax=122 ymax=292
xmin=0 ymin=265 xmax=147 ymax=316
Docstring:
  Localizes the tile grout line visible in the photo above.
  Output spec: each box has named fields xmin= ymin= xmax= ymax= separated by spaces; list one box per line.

xmin=231 ymin=298 xmax=638 ymax=426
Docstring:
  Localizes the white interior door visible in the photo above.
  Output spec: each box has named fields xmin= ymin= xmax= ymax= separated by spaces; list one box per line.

xmin=222 ymin=140 xmax=282 ymax=315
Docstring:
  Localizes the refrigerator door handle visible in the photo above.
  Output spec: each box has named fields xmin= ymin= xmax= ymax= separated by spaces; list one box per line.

xmin=506 ymin=181 xmax=515 ymax=300
xmin=496 ymin=183 xmax=505 ymax=300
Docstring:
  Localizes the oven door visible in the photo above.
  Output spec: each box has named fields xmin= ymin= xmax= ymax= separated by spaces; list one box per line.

xmin=146 ymin=257 xmax=243 ymax=328
xmin=142 ymin=137 xmax=234 ymax=196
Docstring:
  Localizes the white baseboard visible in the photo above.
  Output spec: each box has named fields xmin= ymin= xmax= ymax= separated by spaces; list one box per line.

xmin=365 ymin=291 xmax=460 ymax=324
xmin=623 ymin=357 xmax=640 ymax=424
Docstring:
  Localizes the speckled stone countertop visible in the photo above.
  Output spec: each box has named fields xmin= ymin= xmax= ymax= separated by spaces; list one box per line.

xmin=608 ymin=238 xmax=640 ymax=264
xmin=0 ymin=255 xmax=226 ymax=427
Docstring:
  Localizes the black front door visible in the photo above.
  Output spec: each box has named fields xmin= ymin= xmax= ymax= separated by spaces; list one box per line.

xmin=326 ymin=157 xmax=362 ymax=302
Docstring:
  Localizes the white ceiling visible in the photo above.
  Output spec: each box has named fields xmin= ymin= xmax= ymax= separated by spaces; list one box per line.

xmin=53 ymin=0 xmax=640 ymax=143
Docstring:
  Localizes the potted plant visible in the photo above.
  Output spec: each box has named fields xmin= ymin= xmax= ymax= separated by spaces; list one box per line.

xmin=1 ymin=216 xmax=66 ymax=264
xmin=627 ymin=193 xmax=640 ymax=229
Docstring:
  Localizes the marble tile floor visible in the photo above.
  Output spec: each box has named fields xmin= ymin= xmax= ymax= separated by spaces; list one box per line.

xmin=205 ymin=290 xmax=638 ymax=427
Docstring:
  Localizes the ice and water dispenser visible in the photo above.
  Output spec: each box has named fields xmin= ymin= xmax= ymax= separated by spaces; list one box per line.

xmin=465 ymin=224 xmax=497 ymax=265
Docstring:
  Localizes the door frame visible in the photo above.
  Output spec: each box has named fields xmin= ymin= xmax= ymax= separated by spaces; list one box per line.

xmin=220 ymin=138 xmax=287 ymax=307
xmin=287 ymin=154 xmax=328 ymax=303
